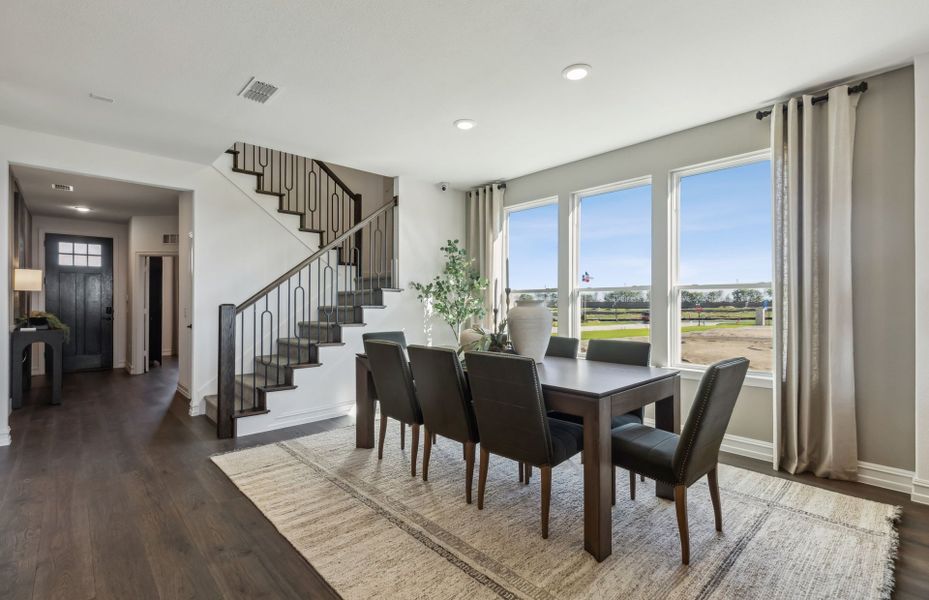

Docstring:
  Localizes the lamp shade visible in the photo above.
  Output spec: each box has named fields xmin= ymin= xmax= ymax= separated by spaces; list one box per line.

xmin=13 ymin=269 xmax=43 ymax=292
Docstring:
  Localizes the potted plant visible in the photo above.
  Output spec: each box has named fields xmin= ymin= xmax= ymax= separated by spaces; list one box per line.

xmin=410 ymin=239 xmax=488 ymax=342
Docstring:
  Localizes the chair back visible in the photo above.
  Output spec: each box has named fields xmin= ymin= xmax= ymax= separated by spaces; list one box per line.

xmin=546 ymin=336 xmax=579 ymax=358
xmin=465 ymin=351 xmax=553 ymax=465
xmin=672 ymin=357 xmax=750 ymax=485
xmin=408 ymin=345 xmax=478 ymax=444
xmin=586 ymin=339 xmax=651 ymax=420
xmin=362 ymin=331 xmax=407 ymax=347
xmin=364 ymin=339 xmax=421 ymax=424
xmin=586 ymin=339 xmax=651 ymax=366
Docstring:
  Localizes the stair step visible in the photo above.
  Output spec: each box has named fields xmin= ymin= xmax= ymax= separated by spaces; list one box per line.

xmin=275 ymin=337 xmax=320 ymax=362
xmin=336 ymin=289 xmax=384 ymax=305
xmin=316 ymin=305 xmax=384 ymax=324
xmin=358 ymin=275 xmax=395 ymax=289
xmin=256 ymin=189 xmax=285 ymax=198
xmin=230 ymin=166 xmax=264 ymax=177
xmin=299 ymin=227 xmax=324 ymax=234
xmin=278 ymin=208 xmax=302 ymax=215
xmin=297 ymin=321 xmax=342 ymax=342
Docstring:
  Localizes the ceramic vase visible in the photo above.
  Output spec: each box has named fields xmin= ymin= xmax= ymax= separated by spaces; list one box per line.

xmin=507 ymin=299 xmax=552 ymax=363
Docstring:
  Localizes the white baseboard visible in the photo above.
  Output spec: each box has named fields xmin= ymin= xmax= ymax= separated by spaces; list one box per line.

xmin=856 ymin=461 xmax=917 ymax=495
xmin=912 ymin=478 xmax=929 ymax=505
xmin=0 ymin=427 xmax=10 ymax=447
xmin=176 ymin=382 xmax=191 ymax=399
xmin=720 ymin=434 xmax=775 ymax=462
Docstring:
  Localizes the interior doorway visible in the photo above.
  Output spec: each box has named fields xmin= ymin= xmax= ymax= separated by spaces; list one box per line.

xmin=142 ymin=255 xmax=178 ymax=372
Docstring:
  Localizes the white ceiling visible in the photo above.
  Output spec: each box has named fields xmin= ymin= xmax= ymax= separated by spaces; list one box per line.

xmin=12 ymin=165 xmax=178 ymax=222
xmin=1 ymin=1 xmax=928 ymax=188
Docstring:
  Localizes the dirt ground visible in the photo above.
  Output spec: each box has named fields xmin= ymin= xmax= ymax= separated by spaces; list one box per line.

xmin=681 ymin=326 xmax=772 ymax=371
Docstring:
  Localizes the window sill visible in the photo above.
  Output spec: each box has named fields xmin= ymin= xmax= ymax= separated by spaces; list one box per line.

xmin=670 ymin=365 xmax=774 ymax=389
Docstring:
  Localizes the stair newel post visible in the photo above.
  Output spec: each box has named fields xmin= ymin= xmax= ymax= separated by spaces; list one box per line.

xmin=391 ymin=197 xmax=399 ymax=288
xmin=217 ymin=303 xmax=236 ymax=439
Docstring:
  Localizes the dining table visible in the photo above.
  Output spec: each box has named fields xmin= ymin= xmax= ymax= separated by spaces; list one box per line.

xmin=355 ymin=352 xmax=681 ymax=562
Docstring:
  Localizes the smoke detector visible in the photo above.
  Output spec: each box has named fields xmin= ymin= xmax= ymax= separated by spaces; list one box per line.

xmin=238 ymin=77 xmax=279 ymax=104
xmin=52 ymin=183 xmax=74 ymax=191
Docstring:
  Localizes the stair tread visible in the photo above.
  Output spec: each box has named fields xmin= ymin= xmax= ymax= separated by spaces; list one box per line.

xmin=233 ymin=407 xmax=271 ymax=419
xmin=298 ymin=227 xmax=324 ymax=233
xmin=256 ymin=355 xmax=320 ymax=369
xmin=297 ymin=321 xmax=366 ymax=328
xmin=256 ymin=189 xmax=285 ymax=197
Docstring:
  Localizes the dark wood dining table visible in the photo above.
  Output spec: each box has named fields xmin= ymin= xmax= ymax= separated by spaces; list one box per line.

xmin=355 ymin=353 xmax=680 ymax=562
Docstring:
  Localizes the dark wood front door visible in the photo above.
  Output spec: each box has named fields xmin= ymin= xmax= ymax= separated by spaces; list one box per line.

xmin=44 ymin=234 xmax=114 ymax=372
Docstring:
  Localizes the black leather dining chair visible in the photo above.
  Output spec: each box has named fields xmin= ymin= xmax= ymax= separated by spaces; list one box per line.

xmin=363 ymin=339 xmax=424 ymax=476
xmin=611 ymin=357 xmax=749 ymax=564
xmin=546 ymin=336 xmax=580 ymax=358
xmin=407 ymin=345 xmax=480 ymax=502
xmin=363 ymin=331 xmax=411 ymax=447
xmin=550 ymin=338 xmax=652 ymax=500
xmin=465 ymin=351 xmax=584 ymax=538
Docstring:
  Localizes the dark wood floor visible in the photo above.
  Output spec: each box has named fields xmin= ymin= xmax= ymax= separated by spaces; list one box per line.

xmin=1 ymin=361 xmax=927 ymax=599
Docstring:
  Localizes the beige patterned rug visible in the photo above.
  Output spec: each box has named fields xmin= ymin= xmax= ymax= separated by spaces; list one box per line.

xmin=211 ymin=425 xmax=900 ymax=599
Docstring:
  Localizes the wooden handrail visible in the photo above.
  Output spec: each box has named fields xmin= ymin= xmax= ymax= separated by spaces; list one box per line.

xmin=236 ymin=197 xmax=398 ymax=313
xmin=314 ymin=159 xmax=361 ymax=202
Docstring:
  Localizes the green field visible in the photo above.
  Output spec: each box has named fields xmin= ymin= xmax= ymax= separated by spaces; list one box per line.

xmin=580 ymin=321 xmax=762 ymax=340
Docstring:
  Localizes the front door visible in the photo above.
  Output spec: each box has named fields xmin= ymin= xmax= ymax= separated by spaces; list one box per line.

xmin=44 ymin=234 xmax=114 ymax=372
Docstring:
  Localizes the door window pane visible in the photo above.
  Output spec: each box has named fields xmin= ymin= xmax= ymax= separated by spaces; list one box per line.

xmin=73 ymin=254 xmax=88 ymax=267
xmin=88 ymin=244 xmax=102 ymax=255
xmin=88 ymin=256 xmax=102 ymax=267
xmin=59 ymin=253 xmax=74 ymax=266
xmin=73 ymin=243 xmax=87 ymax=254
xmin=59 ymin=242 xmax=73 ymax=253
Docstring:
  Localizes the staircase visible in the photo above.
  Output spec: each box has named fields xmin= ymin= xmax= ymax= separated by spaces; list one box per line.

xmin=208 ymin=143 xmax=399 ymax=438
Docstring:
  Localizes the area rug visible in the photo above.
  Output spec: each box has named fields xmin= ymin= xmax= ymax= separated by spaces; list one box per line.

xmin=211 ymin=425 xmax=900 ymax=599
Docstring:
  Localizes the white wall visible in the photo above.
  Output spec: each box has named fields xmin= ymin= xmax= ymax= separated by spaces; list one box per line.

xmin=177 ymin=191 xmax=193 ymax=399
xmin=29 ymin=215 xmax=129 ymax=371
xmin=127 ymin=214 xmax=178 ymax=373
xmin=0 ymin=123 xmax=314 ymax=444
xmin=914 ymin=53 xmax=929 ymax=503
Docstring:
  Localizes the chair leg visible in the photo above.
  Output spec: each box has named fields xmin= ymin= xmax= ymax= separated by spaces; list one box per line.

xmin=540 ymin=465 xmax=552 ymax=539
xmin=640 ymin=473 xmax=645 ymax=482
xmin=708 ymin=466 xmax=722 ymax=532
xmin=478 ymin=447 xmax=489 ymax=510
xmin=629 ymin=469 xmax=636 ymax=500
xmin=432 ymin=433 xmax=437 ymax=445
xmin=400 ymin=422 xmax=405 ymax=450
xmin=611 ymin=466 xmax=616 ymax=506
xmin=525 ymin=465 xmax=532 ymax=484
xmin=410 ymin=423 xmax=420 ymax=477
xmin=464 ymin=441 xmax=475 ymax=504
xmin=674 ymin=485 xmax=690 ymax=565
xmin=378 ymin=414 xmax=388 ymax=460
xmin=518 ymin=462 xmax=524 ymax=483
xmin=422 ymin=427 xmax=432 ymax=481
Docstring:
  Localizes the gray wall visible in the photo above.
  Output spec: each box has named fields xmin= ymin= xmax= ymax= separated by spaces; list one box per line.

xmin=504 ymin=66 xmax=915 ymax=469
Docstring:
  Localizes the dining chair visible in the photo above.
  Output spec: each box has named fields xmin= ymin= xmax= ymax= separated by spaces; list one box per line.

xmin=465 ymin=351 xmax=584 ymax=538
xmin=611 ymin=357 xmax=749 ymax=564
xmin=550 ymin=338 xmax=652 ymax=500
xmin=363 ymin=331 xmax=411 ymax=447
xmin=363 ymin=339 xmax=424 ymax=476
xmin=545 ymin=336 xmax=580 ymax=358
xmin=407 ymin=345 xmax=480 ymax=502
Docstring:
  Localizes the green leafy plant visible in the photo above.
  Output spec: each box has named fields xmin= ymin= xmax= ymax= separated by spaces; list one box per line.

xmin=460 ymin=318 xmax=509 ymax=355
xmin=16 ymin=310 xmax=71 ymax=342
xmin=410 ymin=239 xmax=488 ymax=339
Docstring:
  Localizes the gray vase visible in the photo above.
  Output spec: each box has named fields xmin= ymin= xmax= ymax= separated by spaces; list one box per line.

xmin=507 ymin=299 xmax=552 ymax=363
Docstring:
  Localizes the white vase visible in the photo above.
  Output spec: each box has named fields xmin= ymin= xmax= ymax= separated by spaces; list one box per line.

xmin=508 ymin=299 xmax=552 ymax=363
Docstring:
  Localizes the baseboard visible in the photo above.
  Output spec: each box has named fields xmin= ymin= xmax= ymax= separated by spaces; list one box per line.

xmin=855 ymin=461 xmax=916 ymax=495
xmin=720 ymin=434 xmax=775 ymax=462
xmin=176 ymin=382 xmax=191 ymax=399
xmin=912 ymin=478 xmax=929 ymax=505
xmin=0 ymin=427 xmax=11 ymax=447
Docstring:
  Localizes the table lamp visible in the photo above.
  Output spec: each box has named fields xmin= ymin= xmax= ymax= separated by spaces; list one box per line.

xmin=13 ymin=269 xmax=43 ymax=324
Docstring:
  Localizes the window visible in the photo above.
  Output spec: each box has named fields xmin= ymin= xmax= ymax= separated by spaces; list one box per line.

xmin=672 ymin=153 xmax=772 ymax=372
xmin=576 ymin=178 xmax=652 ymax=353
xmin=505 ymin=198 xmax=558 ymax=330
xmin=59 ymin=241 xmax=102 ymax=267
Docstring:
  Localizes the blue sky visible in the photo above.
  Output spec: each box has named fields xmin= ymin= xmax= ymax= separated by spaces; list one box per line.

xmin=507 ymin=160 xmax=771 ymax=290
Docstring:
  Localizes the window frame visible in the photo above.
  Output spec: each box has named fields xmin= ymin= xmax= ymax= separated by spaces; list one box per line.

xmin=571 ymin=175 xmax=653 ymax=345
xmin=503 ymin=195 xmax=559 ymax=329
xmin=669 ymin=149 xmax=773 ymax=375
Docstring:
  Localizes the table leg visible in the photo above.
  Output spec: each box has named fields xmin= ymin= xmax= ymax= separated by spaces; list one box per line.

xmin=355 ymin=357 xmax=376 ymax=448
xmin=654 ymin=375 xmax=681 ymax=500
xmin=50 ymin=343 xmax=62 ymax=405
xmin=582 ymin=398 xmax=613 ymax=561
xmin=11 ymin=342 xmax=24 ymax=410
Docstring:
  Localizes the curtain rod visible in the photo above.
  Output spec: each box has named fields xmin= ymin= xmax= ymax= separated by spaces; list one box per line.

xmin=755 ymin=81 xmax=868 ymax=120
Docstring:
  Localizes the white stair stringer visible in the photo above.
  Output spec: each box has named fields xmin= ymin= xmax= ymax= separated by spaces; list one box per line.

xmin=212 ymin=152 xmax=321 ymax=251
xmin=232 ymin=289 xmax=404 ymax=437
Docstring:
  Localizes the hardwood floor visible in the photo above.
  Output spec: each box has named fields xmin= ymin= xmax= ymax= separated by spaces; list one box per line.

xmin=1 ymin=361 xmax=927 ymax=599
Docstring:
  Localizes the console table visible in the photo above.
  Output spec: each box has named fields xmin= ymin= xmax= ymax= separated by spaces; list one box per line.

xmin=11 ymin=328 xmax=64 ymax=408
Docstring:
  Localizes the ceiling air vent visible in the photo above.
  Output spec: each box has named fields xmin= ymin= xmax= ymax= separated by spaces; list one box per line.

xmin=163 ymin=234 xmax=179 ymax=244
xmin=237 ymin=76 xmax=279 ymax=104
xmin=51 ymin=183 xmax=74 ymax=191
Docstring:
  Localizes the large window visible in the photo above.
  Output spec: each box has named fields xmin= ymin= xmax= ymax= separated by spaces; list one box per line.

xmin=576 ymin=179 xmax=652 ymax=352
xmin=673 ymin=153 xmax=772 ymax=372
xmin=505 ymin=199 xmax=558 ymax=329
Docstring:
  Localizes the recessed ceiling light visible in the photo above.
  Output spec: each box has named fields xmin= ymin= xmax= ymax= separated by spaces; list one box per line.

xmin=454 ymin=119 xmax=476 ymax=131
xmin=562 ymin=64 xmax=591 ymax=81
xmin=72 ymin=206 xmax=92 ymax=213
xmin=51 ymin=183 xmax=74 ymax=191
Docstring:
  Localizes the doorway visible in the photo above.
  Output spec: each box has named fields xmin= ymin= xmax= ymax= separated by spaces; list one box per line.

xmin=44 ymin=233 xmax=114 ymax=372
xmin=142 ymin=255 xmax=178 ymax=372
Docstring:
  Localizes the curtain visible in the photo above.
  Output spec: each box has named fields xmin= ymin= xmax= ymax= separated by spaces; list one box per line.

xmin=772 ymin=86 xmax=860 ymax=479
xmin=466 ymin=185 xmax=505 ymax=329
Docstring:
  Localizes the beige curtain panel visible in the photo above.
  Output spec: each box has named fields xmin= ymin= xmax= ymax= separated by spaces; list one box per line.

xmin=772 ymin=86 xmax=861 ymax=479
xmin=466 ymin=185 xmax=504 ymax=327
